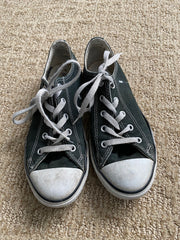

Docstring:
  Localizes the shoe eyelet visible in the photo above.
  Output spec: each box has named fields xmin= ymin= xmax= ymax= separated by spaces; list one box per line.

xmin=110 ymin=82 xmax=115 ymax=89
xmin=42 ymin=132 xmax=48 ymax=140
xmin=128 ymin=124 xmax=134 ymax=131
xmin=121 ymin=111 xmax=126 ymax=117
xmin=61 ymin=98 xmax=66 ymax=103
xmin=137 ymin=137 xmax=142 ymax=143
xmin=100 ymin=110 xmax=105 ymax=117
xmin=71 ymin=145 xmax=76 ymax=152
xmin=119 ymin=80 xmax=123 ymax=83
xmin=99 ymin=95 xmax=104 ymax=101
xmin=37 ymin=149 xmax=42 ymax=155
xmin=64 ymin=113 xmax=69 ymax=120
xmin=101 ymin=141 xmax=107 ymax=148
xmin=67 ymin=128 xmax=72 ymax=135
xmin=99 ymin=81 xmax=104 ymax=87
xmin=101 ymin=125 xmax=106 ymax=132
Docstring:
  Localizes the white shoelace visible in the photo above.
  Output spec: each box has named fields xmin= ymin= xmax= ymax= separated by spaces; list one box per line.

xmin=13 ymin=59 xmax=81 ymax=155
xmin=74 ymin=51 xmax=142 ymax=147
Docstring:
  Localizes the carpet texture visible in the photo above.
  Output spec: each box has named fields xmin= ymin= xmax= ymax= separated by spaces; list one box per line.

xmin=0 ymin=0 xmax=179 ymax=239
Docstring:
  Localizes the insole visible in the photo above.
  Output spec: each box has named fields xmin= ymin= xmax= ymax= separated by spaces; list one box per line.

xmin=49 ymin=63 xmax=70 ymax=79
xmin=88 ymin=60 xmax=113 ymax=74
xmin=88 ymin=60 xmax=103 ymax=72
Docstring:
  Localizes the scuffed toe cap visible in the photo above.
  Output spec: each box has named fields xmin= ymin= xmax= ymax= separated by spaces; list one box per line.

xmin=100 ymin=158 xmax=154 ymax=192
xmin=30 ymin=168 xmax=83 ymax=201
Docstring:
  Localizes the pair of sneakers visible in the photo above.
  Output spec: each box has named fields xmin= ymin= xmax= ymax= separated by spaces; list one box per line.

xmin=13 ymin=37 xmax=157 ymax=208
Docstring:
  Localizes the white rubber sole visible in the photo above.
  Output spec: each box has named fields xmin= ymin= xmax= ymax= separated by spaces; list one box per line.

xmin=90 ymin=141 xmax=157 ymax=200
xmin=26 ymin=148 xmax=89 ymax=208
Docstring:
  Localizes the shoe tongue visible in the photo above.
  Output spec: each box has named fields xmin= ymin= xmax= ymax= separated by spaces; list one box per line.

xmin=46 ymin=77 xmax=64 ymax=117
xmin=83 ymin=68 xmax=112 ymax=101
xmin=98 ymin=80 xmax=112 ymax=103
xmin=53 ymin=76 xmax=65 ymax=86
xmin=52 ymin=77 xmax=65 ymax=104
xmin=52 ymin=61 xmax=76 ymax=87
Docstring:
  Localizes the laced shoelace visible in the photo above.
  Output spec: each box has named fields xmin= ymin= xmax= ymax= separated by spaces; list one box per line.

xmin=74 ymin=51 xmax=142 ymax=148
xmin=13 ymin=59 xmax=81 ymax=155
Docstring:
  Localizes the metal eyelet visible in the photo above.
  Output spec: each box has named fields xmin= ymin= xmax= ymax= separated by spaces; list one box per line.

xmin=42 ymin=132 xmax=48 ymax=140
xmin=37 ymin=149 xmax=42 ymax=155
xmin=99 ymin=81 xmax=104 ymax=87
xmin=71 ymin=145 xmax=76 ymax=152
xmin=61 ymin=98 xmax=66 ymax=103
xmin=100 ymin=110 xmax=105 ymax=117
xmin=110 ymin=82 xmax=115 ymax=89
xmin=64 ymin=113 xmax=69 ymax=120
xmin=121 ymin=111 xmax=126 ymax=117
xmin=67 ymin=128 xmax=72 ymax=135
xmin=128 ymin=124 xmax=134 ymax=131
xmin=99 ymin=95 xmax=104 ymax=101
xmin=119 ymin=80 xmax=123 ymax=83
xmin=137 ymin=137 xmax=142 ymax=143
xmin=101 ymin=141 xmax=107 ymax=148
xmin=101 ymin=125 xmax=106 ymax=132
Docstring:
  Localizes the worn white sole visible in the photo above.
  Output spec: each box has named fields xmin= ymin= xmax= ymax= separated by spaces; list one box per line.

xmin=26 ymin=148 xmax=89 ymax=208
xmin=90 ymin=141 xmax=157 ymax=200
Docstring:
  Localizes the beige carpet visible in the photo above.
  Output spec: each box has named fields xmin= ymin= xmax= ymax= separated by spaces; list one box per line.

xmin=0 ymin=0 xmax=179 ymax=239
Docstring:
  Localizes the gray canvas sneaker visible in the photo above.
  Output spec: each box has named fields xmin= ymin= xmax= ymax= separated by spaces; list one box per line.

xmin=13 ymin=40 xmax=89 ymax=207
xmin=74 ymin=37 xmax=157 ymax=199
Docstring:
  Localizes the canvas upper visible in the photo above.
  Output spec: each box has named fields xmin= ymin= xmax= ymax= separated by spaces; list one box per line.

xmin=13 ymin=40 xmax=88 ymax=207
xmin=75 ymin=37 xmax=156 ymax=198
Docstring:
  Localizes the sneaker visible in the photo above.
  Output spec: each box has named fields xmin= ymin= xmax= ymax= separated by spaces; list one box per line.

xmin=74 ymin=37 xmax=157 ymax=199
xmin=13 ymin=40 xmax=89 ymax=207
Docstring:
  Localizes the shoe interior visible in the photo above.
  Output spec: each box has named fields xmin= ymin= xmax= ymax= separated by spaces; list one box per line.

xmin=47 ymin=41 xmax=72 ymax=80
xmin=85 ymin=38 xmax=114 ymax=74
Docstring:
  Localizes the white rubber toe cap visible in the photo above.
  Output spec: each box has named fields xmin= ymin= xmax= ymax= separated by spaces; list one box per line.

xmin=30 ymin=168 xmax=83 ymax=201
xmin=101 ymin=158 xmax=154 ymax=192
